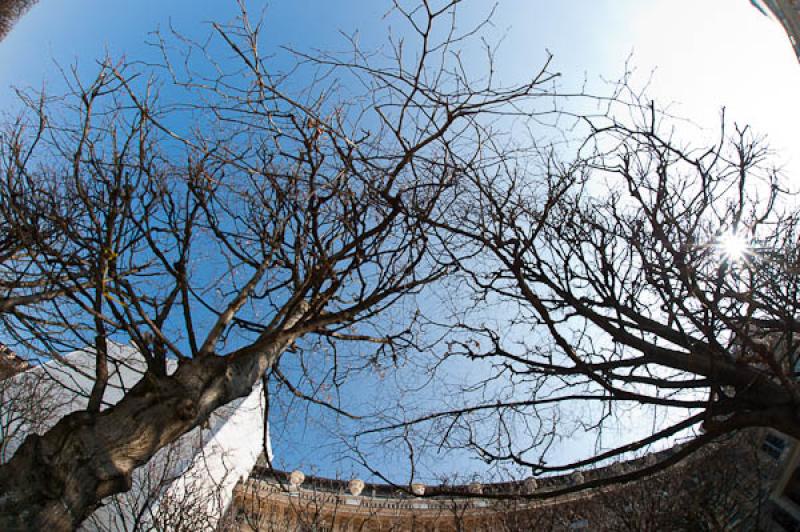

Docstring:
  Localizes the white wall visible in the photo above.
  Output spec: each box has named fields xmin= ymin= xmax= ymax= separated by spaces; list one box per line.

xmin=0 ymin=345 xmax=269 ymax=531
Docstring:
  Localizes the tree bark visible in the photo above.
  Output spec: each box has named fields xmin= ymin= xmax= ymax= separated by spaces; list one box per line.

xmin=0 ymin=328 xmax=297 ymax=530
xmin=0 ymin=0 xmax=38 ymax=41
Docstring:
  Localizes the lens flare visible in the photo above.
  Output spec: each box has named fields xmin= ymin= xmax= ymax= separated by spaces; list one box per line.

xmin=718 ymin=231 xmax=748 ymax=262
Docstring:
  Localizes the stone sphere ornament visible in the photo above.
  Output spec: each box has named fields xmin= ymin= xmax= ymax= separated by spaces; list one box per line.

xmin=349 ymin=478 xmax=365 ymax=496
xmin=289 ymin=470 xmax=305 ymax=488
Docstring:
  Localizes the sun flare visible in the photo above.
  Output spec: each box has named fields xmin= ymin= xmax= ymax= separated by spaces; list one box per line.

xmin=718 ymin=231 xmax=749 ymax=262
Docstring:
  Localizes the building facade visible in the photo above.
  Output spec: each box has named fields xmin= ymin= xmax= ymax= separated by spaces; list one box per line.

xmin=0 ymin=343 xmax=269 ymax=531
xmin=768 ymin=431 xmax=800 ymax=531
xmin=223 ymin=430 xmax=788 ymax=532
xmin=3 ymin=341 xmax=797 ymax=531
xmin=752 ymin=0 xmax=800 ymax=61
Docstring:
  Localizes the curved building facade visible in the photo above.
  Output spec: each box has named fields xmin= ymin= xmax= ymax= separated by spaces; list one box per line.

xmin=223 ymin=430 xmax=787 ymax=531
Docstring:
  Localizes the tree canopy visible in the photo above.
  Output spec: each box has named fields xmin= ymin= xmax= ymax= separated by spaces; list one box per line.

xmin=0 ymin=1 xmax=797 ymax=529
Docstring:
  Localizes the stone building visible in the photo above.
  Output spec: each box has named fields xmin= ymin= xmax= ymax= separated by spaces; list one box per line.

xmin=0 ymin=343 xmax=269 ymax=531
xmin=0 ymin=341 xmax=27 ymax=379
xmin=752 ymin=0 xmax=800 ymax=61
xmin=222 ymin=430 xmax=788 ymax=531
xmin=3 ymin=342 xmax=797 ymax=530
xmin=769 ymin=434 xmax=800 ymax=531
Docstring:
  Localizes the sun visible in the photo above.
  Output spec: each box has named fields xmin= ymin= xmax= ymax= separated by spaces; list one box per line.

xmin=717 ymin=231 xmax=749 ymax=262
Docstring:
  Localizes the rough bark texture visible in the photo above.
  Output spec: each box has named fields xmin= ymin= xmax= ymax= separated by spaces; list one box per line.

xmin=0 ymin=330 xmax=296 ymax=530
xmin=0 ymin=0 xmax=38 ymax=41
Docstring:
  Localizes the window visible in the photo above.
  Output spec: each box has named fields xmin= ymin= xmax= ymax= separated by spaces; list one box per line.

xmin=763 ymin=433 xmax=788 ymax=460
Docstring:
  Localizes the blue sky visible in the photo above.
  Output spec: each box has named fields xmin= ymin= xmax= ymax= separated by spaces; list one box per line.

xmin=3 ymin=1 xmax=798 ymax=176
xmin=3 ymin=0 xmax=799 ymax=483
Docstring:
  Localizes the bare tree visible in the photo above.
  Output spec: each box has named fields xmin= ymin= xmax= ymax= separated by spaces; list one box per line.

xmin=85 ymin=432 xmax=233 ymax=532
xmin=0 ymin=138 xmax=81 ymax=349
xmin=0 ymin=347 xmax=61 ymax=463
xmin=0 ymin=2 xmax=564 ymax=528
xmin=1 ymin=343 xmax=242 ymax=531
xmin=372 ymin=91 xmax=800 ymax=497
xmin=4 ymin=3 xmax=787 ymax=526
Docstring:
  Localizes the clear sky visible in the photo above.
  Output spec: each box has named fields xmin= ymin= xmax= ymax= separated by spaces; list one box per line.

xmin=3 ymin=0 xmax=798 ymax=482
xmin=3 ymin=1 xmax=798 ymax=174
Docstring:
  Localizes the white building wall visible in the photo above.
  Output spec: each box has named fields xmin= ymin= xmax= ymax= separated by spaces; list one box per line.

xmin=0 ymin=344 xmax=270 ymax=531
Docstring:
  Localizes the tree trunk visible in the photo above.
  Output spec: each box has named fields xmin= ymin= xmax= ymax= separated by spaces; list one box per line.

xmin=0 ymin=0 xmax=38 ymax=41
xmin=0 ymin=332 xmax=295 ymax=530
